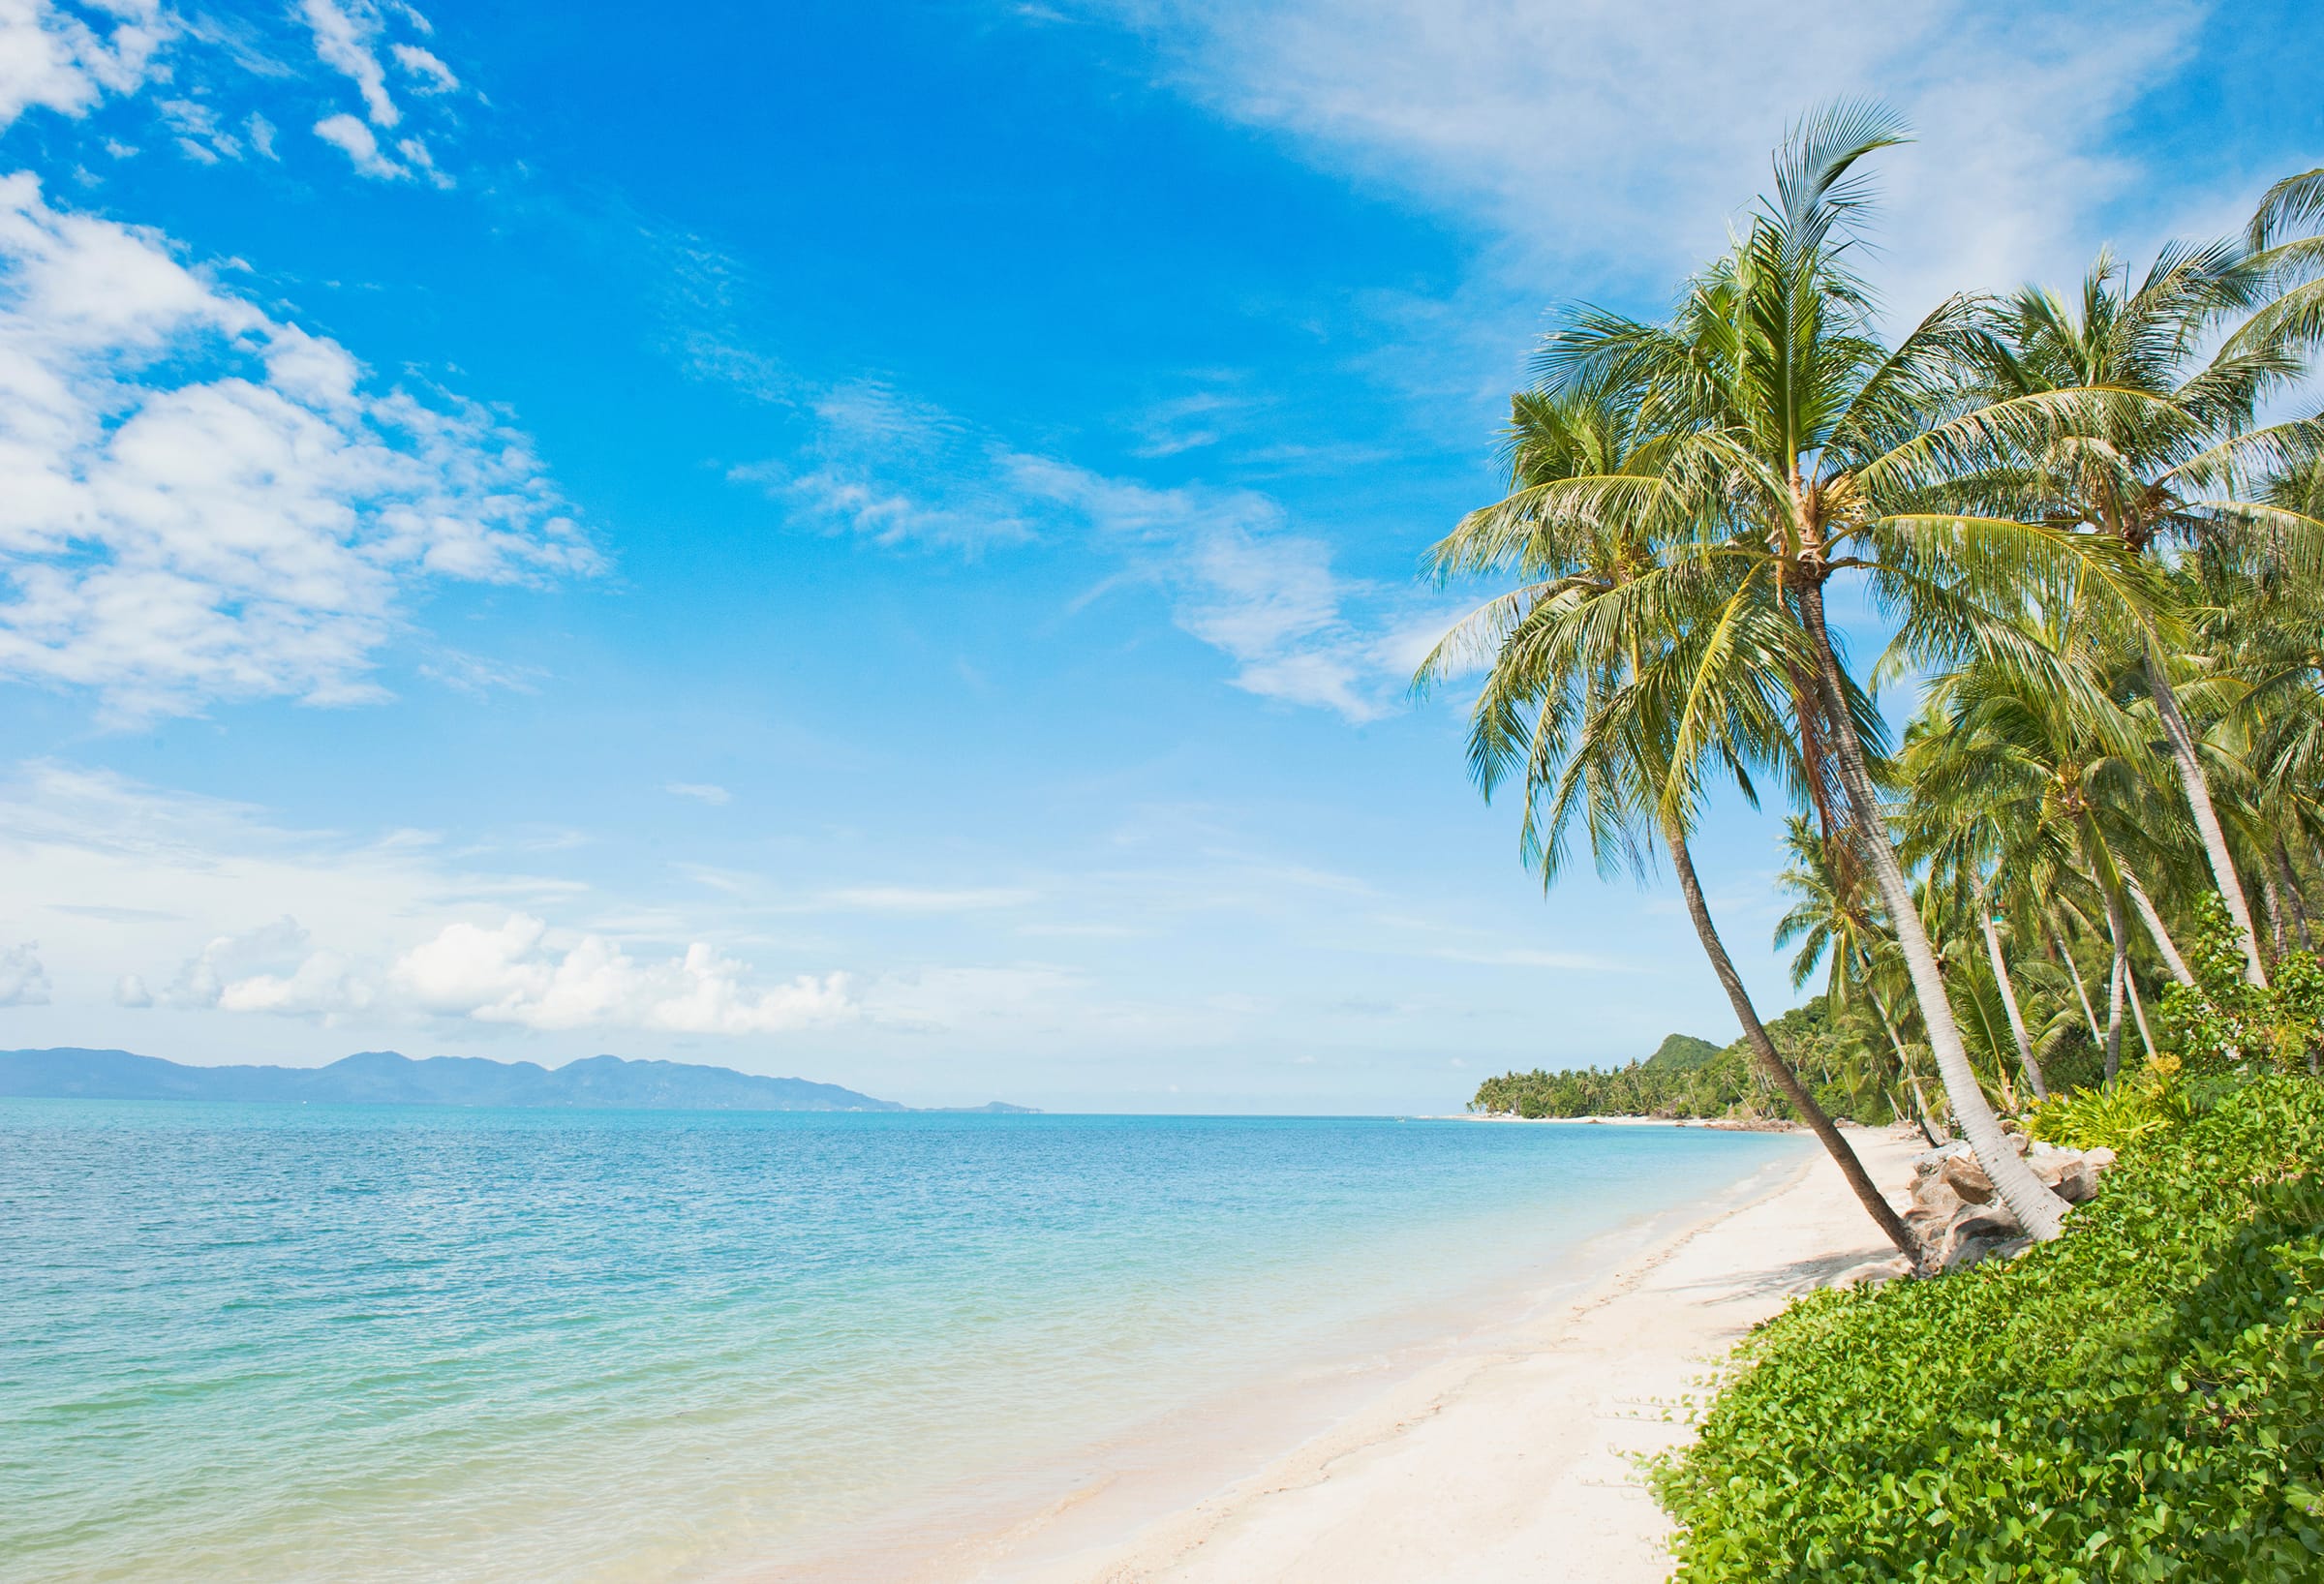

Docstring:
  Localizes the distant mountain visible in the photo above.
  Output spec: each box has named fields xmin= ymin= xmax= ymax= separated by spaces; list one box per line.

xmin=0 ymin=1048 xmax=968 ymax=1112
xmin=1641 ymin=1032 xmax=1726 ymax=1072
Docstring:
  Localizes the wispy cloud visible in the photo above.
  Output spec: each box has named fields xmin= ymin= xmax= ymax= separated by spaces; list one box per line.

xmin=664 ymin=781 xmax=732 ymax=806
xmin=1071 ymin=0 xmax=2208 ymax=306
xmin=731 ymin=385 xmax=1442 ymax=720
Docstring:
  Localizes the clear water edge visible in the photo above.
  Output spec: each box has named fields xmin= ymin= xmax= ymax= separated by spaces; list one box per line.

xmin=0 ymin=1102 xmax=1808 ymax=1583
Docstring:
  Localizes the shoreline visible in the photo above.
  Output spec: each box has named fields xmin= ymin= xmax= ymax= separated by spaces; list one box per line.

xmin=978 ymin=1124 xmax=1924 ymax=1584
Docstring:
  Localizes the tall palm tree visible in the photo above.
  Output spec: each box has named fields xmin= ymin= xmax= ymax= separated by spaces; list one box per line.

xmin=1421 ymin=382 xmax=1919 ymax=1261
xmin=1531 ymin=105 xmax=2106 ymax=1237
xmin=1964 ymin=243 xmax=2324 ymax=987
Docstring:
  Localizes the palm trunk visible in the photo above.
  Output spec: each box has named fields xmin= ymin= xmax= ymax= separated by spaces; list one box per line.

xmin=2271 ymin=840 xmax=2314 ymax=951
xmin=1660 ymin=818 xmax=1917 ymax=1261
xmin=2052 ymin=922 xmax=2103 ymax=1043
xmin=1978 ymin=900 xmax=2046 ymax=1100
xmin=2144 ymin=640 xmax=2267 ymax=987
xmin=1797 ymin=580 xmax=2067 ymax=1240
xmin=2124 ymin=965 xmax=2156 ymax=1062
xmin=2124 ymin=874 xmax=2194 ymax=988
xmin=2263 ymin=868 xmax=2289 ymax=961
xmin=2101 ymin=886 xmax=2130 ymax=1084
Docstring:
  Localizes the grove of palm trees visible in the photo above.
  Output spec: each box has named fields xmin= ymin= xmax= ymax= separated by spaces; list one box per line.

xmin=1433 ymin=105 xmax=2324 ymax=1579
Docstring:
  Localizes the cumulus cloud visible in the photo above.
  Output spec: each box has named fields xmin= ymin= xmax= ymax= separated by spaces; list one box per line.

xmin=0 ymin=938 xmax=49 ymax=1003
xmin=0 ymin=174 xmax=596 ymax=720
xmin=113 ymin=971 xmax=151 ymax=1006
xmin=391 ymin=913 xmax=855 ymax=1034
xmin=0 ymin=0 xmax=168 ymax=131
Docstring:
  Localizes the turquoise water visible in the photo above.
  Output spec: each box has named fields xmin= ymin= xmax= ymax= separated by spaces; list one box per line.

xmin=0 ymin=1103 xmax=1803 ymax=1582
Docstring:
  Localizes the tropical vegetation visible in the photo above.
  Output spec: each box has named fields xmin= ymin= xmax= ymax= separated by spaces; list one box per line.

xmin=1657 ymin=1076 xmax=2324 ymax=1582
xmin=1438 ymin=106 xmax=2324 ymax=1576
xmin=1434 ymin=103 xmax=2324 ymax=1260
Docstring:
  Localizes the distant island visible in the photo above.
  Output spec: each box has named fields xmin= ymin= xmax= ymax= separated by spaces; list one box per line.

xmin=0 ymin=1048 xmax=1038 ymax=1114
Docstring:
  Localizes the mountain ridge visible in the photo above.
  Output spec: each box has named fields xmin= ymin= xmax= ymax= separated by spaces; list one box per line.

xmin=0 ymin=1048 xmax=1036 ymax=1114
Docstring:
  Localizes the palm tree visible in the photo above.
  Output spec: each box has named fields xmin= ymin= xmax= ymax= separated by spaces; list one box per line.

xmin=1421 ymin=381 xmax=1919 ymax=1261
xmin=1963 ymin=242 xmax=2324 ymax=988
xmin=1531 ymin=105 xmax=2102 ymax=1238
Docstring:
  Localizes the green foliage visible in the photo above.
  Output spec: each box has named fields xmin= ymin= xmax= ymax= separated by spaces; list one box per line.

xmin=1645 ymin=1033 xmax=1726 ymax=1071
xmin=2157 ymin=896 xmax=2324 ymax=1075
xmin=1658 ymin=1078 xmax=2324 ymax=1582
xmin=1469 ymin=1042 xmax=1764 ymax=1120
xmin=1471 ymin=999 xmax=1897 ymax=1124
xmin=2025 ymin=1056 xmax=2190 ymax=1149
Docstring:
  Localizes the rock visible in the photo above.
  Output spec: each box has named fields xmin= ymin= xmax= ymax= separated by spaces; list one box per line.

xmin=2084 ymin=1146 xmax=2118 ymax=1170
xmin=1940 ymin=1152 xmax=1997 ymax=1204
xmin=1940 ymin=1206 xmax=2024 ymax=1271
xmin=1911 ymin=1141 xmax=1972 ymax=1178
xmin=1828 ymin=1255 xmax=1912 ymax=1289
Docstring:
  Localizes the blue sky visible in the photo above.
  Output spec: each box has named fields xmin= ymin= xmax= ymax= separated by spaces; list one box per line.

xmin=0 ymin=0 xmax=2316 ymax=1112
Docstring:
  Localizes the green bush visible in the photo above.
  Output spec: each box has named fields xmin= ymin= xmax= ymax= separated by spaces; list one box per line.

xmin=2023 ymin=1056 xmax=2191 ymax=1150
xmin=2157 ymin=896 xmax=2324 ymax=1076
xmin=1657 ymin=1076 xmax=2324 ymax=1582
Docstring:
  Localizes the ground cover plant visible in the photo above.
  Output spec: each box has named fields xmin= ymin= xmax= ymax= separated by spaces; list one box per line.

xmin=1655 ymin=1076 xmax=2324 ymax=1582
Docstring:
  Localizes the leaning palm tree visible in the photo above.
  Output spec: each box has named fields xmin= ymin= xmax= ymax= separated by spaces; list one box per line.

xmin=1531 ymin=105 xmax=2104 ymax=1237
xmin=1421 ymin=381 xmax=1918 ymax=1261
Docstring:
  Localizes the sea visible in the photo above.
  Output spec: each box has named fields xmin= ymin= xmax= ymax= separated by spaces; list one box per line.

xmin=0 ymin=1102 xmax=1806 ymax=1582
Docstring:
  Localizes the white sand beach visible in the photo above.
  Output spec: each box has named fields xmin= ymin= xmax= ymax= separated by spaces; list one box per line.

xmin=994 ymin=1126 xmax=1925 ymax=1584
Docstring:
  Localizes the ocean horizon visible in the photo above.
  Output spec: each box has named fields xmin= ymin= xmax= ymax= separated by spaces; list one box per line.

xmin=1 ymin=1099 xmax=1804 ymax=1582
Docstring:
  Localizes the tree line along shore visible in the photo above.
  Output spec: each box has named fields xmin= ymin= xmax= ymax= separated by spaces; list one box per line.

xmin=1430 ymin=103 xmax=2324 ymax=1581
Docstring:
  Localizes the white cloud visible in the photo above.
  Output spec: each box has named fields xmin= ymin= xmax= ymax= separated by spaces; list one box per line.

xmin=391 ymin=914 xmax=854 ymax=1034
xmin=0 ymin=174 xmax=596 ymax=720
xmin=732 ymin=381 xmax=1036 ymax=549
xmin=1073 ymin=0 xmax=2208 ymax=309
xmin=1003 ymin=452 xmax=1406 ymax=719
xmin=299 ymin=0 xmax=400 ymax=127
xmin=113 ymin=971 xmax=151 ymax=1006
xmin=737 ymin=387 xmax=1424 ymax=720
xmin=664 ymin=781 xmax=731 ymax=806
xmin=0 ymin=0 xmax=168 ymax=132
xmin=389 ymin=41 xmax=455 ymax=93
xmin=313 ymin=110 xmax=404 ymax=179
xmin=0 ymin=938 xmax=49 ymax=1003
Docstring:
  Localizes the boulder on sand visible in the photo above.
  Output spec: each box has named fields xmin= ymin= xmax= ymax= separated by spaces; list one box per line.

xmin=1895 ymin=1136 xmax=2120 ymax=1275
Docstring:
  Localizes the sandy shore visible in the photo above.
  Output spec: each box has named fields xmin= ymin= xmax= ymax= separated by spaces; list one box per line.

xmin=997 ymin=1125 xmax=1924 ymax=1584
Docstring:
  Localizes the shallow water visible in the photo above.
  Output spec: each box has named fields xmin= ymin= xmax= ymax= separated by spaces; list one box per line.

xmin=0 ymin=1102 xmax=1803 ymax=1582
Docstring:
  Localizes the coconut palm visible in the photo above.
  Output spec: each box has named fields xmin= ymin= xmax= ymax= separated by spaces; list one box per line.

xmin=1529 ymin=104 xmax=2114 ymax=1237
xmin=1963 ymin=242 xmax=2324 ymax=987
xmin=1420 ymin=381 xmax=1919 ymax=1261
